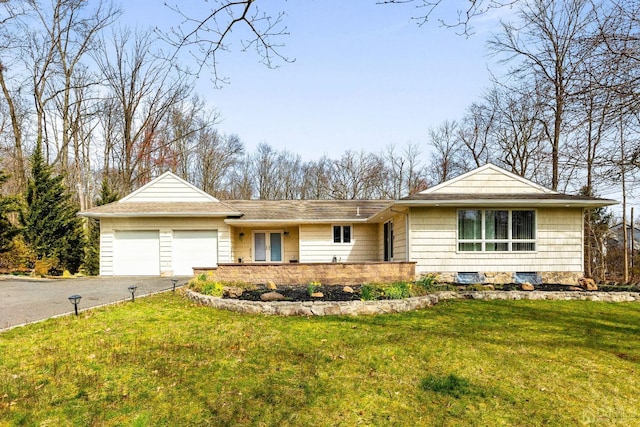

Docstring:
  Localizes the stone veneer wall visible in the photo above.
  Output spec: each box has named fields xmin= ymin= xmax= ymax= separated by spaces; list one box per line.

xmin=434 ymin=271 xmax=583 ymax=285
xmin=184 ymin=289 xmax=640 ymax=317
xmin=193 ymin=262 xmax=416 ymax=286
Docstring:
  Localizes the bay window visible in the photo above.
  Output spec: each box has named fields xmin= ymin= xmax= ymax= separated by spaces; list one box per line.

xmin=458 ymin=209 xmax=536 ymax=252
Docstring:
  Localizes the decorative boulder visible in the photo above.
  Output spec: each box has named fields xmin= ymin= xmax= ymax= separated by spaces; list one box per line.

xmin=261 ymin=291 xmax=285 ymax=302
xmin=266 ymin=280 xmax=278 ymax=290
xmin=578 ymin=278 xmax=598 ymax=291
xmin=481 ymin=284 xmax=495 ymax=291
xmin=342 ymin=286 xmax=354 ymax=294
xmin=223 ymin=286 xmax=244 ymax=298
xmin=521 ymin=282 xmax=535 ymax=291
xmin=311 ymin=292 xmax=324 ymax=298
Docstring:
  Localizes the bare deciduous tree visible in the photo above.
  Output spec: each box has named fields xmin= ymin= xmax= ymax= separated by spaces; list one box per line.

xmin=489 ymin=0 xmax=598 ymax=190
xmin=94 ymin=27 xmax=192 ymax=193
xmin=426 ymin=120 xmax=467 ymax=184
xmin=161 ymin=1 xmax=290 ymax=85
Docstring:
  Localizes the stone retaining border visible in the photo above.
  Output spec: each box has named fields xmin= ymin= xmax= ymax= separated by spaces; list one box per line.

xmin=184 ymin=289 xmax=640 ymax=316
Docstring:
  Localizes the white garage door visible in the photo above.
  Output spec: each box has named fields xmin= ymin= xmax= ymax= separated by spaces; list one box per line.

xmin=114 ymin=230 xmax=160 ymax=276
xmin=172 ymin=230 xmax=218 ymax=276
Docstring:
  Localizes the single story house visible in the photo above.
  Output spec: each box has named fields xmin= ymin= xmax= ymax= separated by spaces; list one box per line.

xmin=80 ymin=164 xmax=616 ymax=285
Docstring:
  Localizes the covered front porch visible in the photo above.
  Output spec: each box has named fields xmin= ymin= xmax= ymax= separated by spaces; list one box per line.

xmin=193 ymin=261 xmax=416 ymax=286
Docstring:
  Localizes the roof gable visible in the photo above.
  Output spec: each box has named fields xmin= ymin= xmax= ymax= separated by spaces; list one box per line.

xmin=120 ymin=172 xmax=220 ymax=203
xmin=420 ymin=164 xmax=556 ymax=195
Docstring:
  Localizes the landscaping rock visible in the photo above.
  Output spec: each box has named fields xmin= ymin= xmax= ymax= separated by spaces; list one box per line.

xmin=481 ymin=284 xmax=495 ymax=291
xmin=578 ymin=278 xmax=598 ymax=291
xmin=521 ymin=282 xmax=535 ymax=291
xmin=260 ymin=291 xmax=285 ymax=302
xmin=568 ymin=286 xmax=583 ymax=291
xmin=266 ymin=280 xmax=278 ymax=290
xmin=311 ymin=292 xmax=324 ymax=298
xmin=223 ymin=286 xmax=244 ymax=298
xmin=342 ymin=286 xmax=354 ymax=293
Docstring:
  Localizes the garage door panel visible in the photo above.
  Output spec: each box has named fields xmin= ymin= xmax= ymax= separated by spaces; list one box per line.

xmin=114 ymin=231 xmax=160 ymax=276
xmin=172 ymin=230 xmax=218 ymax=276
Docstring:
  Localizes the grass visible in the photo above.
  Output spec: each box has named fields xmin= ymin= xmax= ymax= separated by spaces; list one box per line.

xmin=1 ymin=294 xmax=640 ymax=426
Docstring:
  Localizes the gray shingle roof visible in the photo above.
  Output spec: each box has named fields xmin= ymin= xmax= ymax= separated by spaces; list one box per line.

xmin=224 ymin=200 xmax=393 ymax=222
xmin=79 ymin=201 xmax=242 ymax=218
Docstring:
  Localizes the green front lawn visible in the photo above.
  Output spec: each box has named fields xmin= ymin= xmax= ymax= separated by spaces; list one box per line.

xmin=1 ymin=294 xmax=639 ymax=426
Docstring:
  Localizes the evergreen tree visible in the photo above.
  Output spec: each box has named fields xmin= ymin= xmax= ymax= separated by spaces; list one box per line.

xmin=83 ymin=178 xmax=119 ymax=275
xmin=0 ymin=167 xmax=19 ymax=253
xmin=21 ymin=143 xmax=85 ymax=274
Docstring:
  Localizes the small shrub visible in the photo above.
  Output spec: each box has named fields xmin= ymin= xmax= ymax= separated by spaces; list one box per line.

xmin=201 ymin=281 xmax=224 ymax=296
xmin=0 ymin=235 xmax=36 ymax=272
xmin=413 ymin=274 xmax=459 ymax=294
xmin=188 ymin=274 xmax=224 ymax=297
xmin=34 ymin=257 xmax=58 ymax=277
xmin=307 ymin=281 xmax=321 ymax=296
xmin=361 ymin=284 xmax=382 ymax=301
xmin=383 ymin=282 xmax=411 ymax=299
xmin=416 ymin=274 xmax=436 ymax=287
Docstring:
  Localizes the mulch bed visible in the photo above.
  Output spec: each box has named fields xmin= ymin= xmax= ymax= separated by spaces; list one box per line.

xmin=225 ymin=283 xmax=640 ymax=302
xmin=230 ymin=285 xmax=363 ymax=302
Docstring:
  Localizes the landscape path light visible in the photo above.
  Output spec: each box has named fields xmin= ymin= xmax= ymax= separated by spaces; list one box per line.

xmin=68 ymin=294 xmax=81 ymax=316
xmin=171 ymin=278 xmax=178 ymax=292
xmin=128 ymin=285 xmax=137 ymax=302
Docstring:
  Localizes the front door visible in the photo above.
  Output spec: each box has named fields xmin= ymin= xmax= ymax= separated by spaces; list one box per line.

xmin=253 ymin=231 xmax=283 ymax=262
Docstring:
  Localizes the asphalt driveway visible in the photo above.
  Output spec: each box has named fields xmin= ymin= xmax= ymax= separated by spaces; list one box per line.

xmin=0 ymin=276 xmax=190 ymax=331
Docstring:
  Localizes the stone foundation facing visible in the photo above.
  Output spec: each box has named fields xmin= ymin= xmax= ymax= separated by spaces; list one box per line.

xmin=184 ymin=289 xmax=640 ymax=317
xmin=433 ymin=271 xmax=583 ymax=286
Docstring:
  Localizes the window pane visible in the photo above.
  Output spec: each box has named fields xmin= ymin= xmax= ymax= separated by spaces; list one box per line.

xmin=459 ymin=242 xmax=482 ymax=251
xmin=270 ymin=233 xmax=282 ymax=262
xmin=458 ymin=210 xmax=481 ymax=239
xmin=513 ymin=242 xmax=535 ymax=251
xmin=343 ymin=226 xmax=351 ymax=243
xmin=485 ymin=210 xmax=508 ymax=239
xmin=486 ymin=242 xmax=508 ymax=251
xmin=512 ymin=211 xmax=535 ymax=240
xmin=333 ymin=226 xmax=341 ymax=243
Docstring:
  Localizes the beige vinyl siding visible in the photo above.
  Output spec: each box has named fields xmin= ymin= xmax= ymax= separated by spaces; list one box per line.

xmin=299 ymin=223 xmax=380 ymax=262
xmin=100 ymin=217 xmax=230 ymax=276
xmin=124 ymin=173 xmax=216 ymax=202
xmin=99 ymin=231 xmax=114 ymax=276
xmin=432 ymin=168 xmax=547 ymax=194
xmin=159 ymin=231 xmax=172 ymax=272
xmin=230 ymin=227 xmax=300 ymax=263
xmin=392 ymin=213 xmax=407 ymax=261
xmin=378 ymin=213 xmax=408 ymax=261
xmin=410 ymin=207 xmax=584 ymax=275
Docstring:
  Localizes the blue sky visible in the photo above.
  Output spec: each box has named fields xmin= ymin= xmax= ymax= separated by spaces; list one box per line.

xmin=125 ymin=1 xmax=507 ymax=160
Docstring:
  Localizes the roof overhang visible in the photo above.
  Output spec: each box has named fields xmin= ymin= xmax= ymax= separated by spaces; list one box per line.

xmin=224 ymin=218 xmax=373 ymax=226
xmin=80 ymin=211 xmax=243 ymax=219
xmin=395 ymin=198 xmax=618 ymax=209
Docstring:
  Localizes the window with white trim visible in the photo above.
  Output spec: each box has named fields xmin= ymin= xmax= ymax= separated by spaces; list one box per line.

xmin=457 ymin=209 xmax=536 ymax=252
xmin=333 ymin=225 xmax=351 ymax=243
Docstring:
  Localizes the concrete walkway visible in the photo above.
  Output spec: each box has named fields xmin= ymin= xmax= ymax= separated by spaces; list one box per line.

xmin=0 ymin=276 xmax=190 ymax=331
